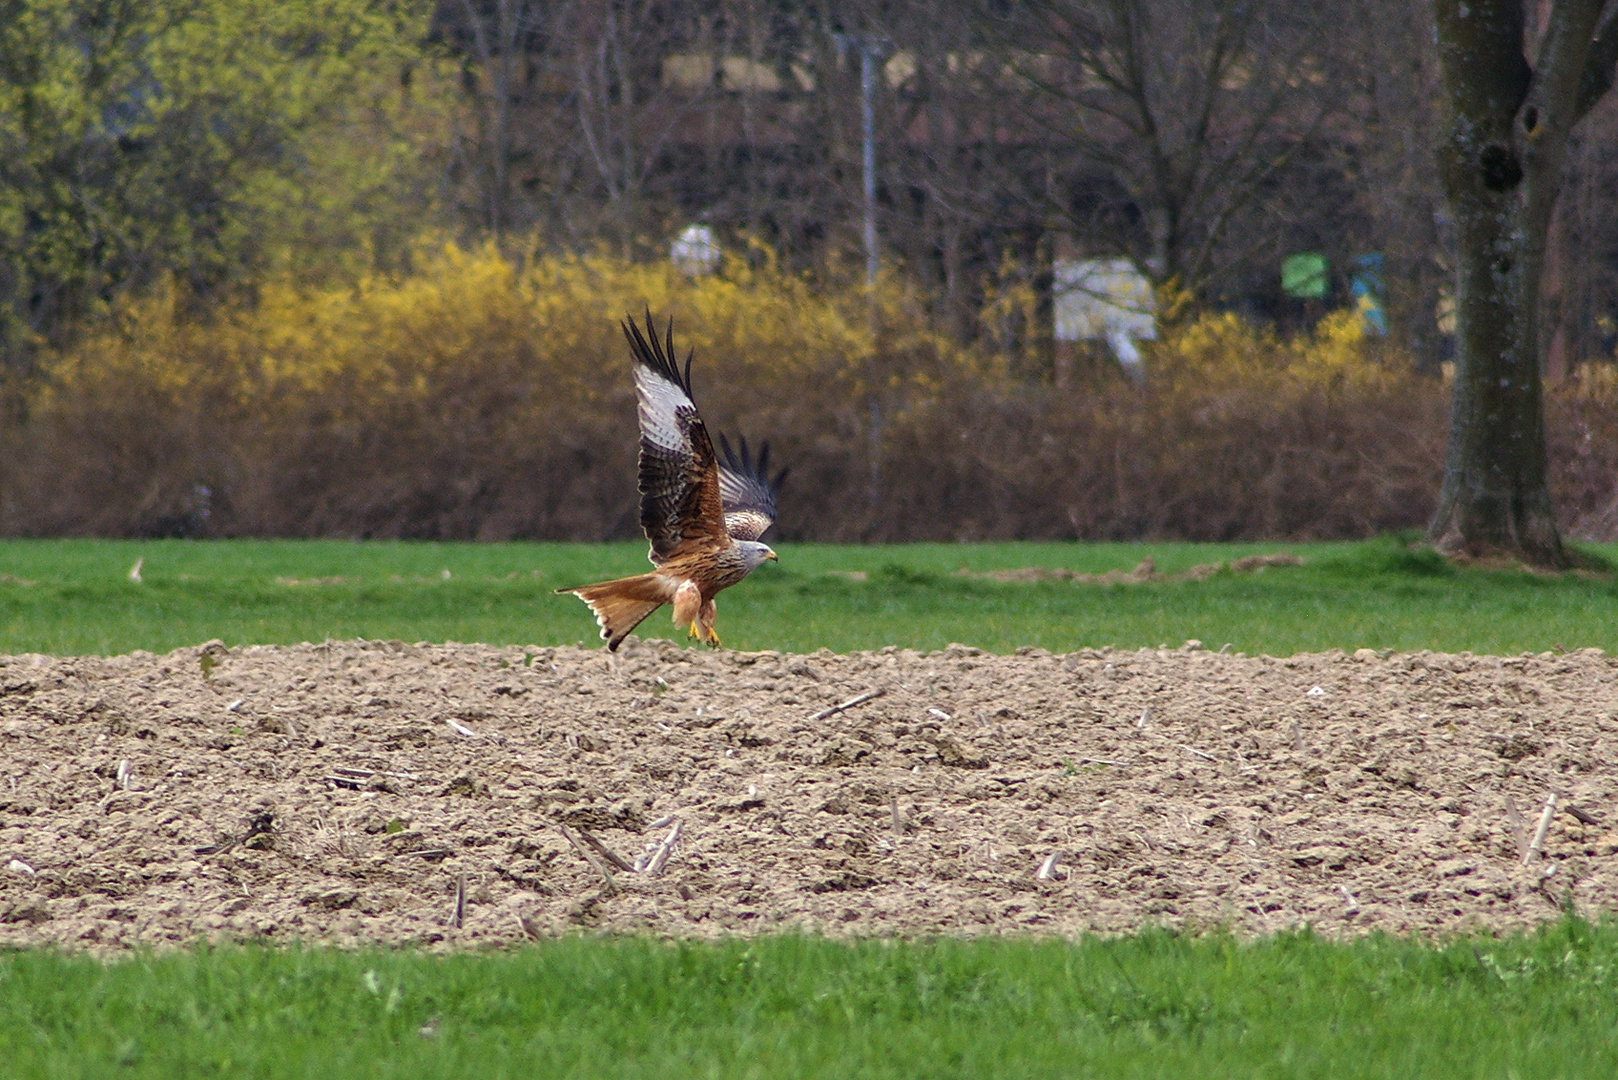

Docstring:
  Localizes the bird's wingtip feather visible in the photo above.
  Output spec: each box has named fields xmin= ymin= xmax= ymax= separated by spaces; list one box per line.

xmin=622 ymin=308 xmax=693 ymax=395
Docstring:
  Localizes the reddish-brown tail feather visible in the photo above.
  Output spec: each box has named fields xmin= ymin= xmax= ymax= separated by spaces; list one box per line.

xmin=557 ymin=573 xmax=669 ymax=651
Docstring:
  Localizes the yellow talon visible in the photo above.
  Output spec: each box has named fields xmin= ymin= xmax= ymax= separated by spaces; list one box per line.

xmin=706 ymin=628 xmax=722 ymax=648
xmin=687 ymin=622 xmax=702 ymax=640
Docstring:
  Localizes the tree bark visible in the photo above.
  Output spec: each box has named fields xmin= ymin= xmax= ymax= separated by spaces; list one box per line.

xmin=1428 ymin=0 xmax=1618 ymax=566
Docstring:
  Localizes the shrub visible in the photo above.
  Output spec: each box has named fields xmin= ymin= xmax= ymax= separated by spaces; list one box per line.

xmin=872 ymin=310 xmax=1445 ymax=542
xmin=0 ymin=245 xmax=969 ymax=539
xmin=3 ymin=247 xmax=1615 ymax=542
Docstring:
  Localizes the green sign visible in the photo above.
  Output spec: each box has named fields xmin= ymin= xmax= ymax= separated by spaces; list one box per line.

xmin=1282 ymin=252 xmax=1329 ymax=299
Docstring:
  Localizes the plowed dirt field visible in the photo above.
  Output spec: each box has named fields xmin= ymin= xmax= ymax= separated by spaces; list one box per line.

xmin=3 ymin=639 xmax=1616 ymax=950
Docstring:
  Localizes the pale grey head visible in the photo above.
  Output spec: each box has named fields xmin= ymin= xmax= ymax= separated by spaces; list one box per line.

xmin=737 ymin=540 xmax=778 ymax=573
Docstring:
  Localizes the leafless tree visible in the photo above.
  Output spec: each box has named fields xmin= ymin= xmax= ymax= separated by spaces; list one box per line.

xmin=452 ymin=0 xmax=532 ymax=241
xmin=1349 ymin=0 xmax=1449 ymax=368
xmin=1541 ymin=99 xmax=1618 ymax=376
xmin=995 ymin=0 xmax=1354 ymax=299
xmin=431 ymin=0 xmax=1566 ymax=372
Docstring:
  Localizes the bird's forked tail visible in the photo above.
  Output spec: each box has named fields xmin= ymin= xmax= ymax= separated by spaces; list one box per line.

xmin=557 ymin=573 xmax=668 ymax=651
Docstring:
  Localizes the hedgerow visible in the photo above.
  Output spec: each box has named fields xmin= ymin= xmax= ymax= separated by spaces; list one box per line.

xmin=2 ymin=246 xmax=1613 ymax=541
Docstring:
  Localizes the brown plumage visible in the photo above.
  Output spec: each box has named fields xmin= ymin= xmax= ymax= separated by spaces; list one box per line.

xmin=557 ymin=312 xmax=783 ymax=650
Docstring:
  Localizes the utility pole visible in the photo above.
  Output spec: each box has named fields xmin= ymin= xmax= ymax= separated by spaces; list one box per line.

xmin=834 ymin=33 xmax=886 ymax=285
xmin=834 ymin=32 xmax=890 ymax=525
xmin=860 ymin=42 xmax=878 ymax=285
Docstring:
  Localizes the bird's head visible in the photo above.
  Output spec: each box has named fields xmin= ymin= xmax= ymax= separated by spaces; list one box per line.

xmin=738 ymin=541 xmax=778 ymax=571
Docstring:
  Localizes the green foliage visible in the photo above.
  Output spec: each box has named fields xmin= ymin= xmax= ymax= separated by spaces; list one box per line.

xmin=2 ymin=538 xmax=1617 ymax=656
xmin=4 ymin=922 xmax=1618 ymax=1078
xmin=0 ymin=0 xmax=432 ymax=365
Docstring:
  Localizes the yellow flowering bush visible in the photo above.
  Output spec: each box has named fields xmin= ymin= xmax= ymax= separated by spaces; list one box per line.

xmin=42 ymin=241 xmax=984 ymax=413
xmin=1147 ymin=308 xmax=1399 ymax=395
xmin=16 ymin=242 xmax=1617 ymax=541
xmin=8 ymin=244 xmax=984 ymax=538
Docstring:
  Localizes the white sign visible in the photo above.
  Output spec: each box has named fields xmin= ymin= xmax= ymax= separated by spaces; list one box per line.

xmin=1054 ymin=258 xmax=1157 ymax=342
xmin=1055 ymin=258 xmax=1156 ymax=384
xmin=671 ymin=225 xmax=720 ymax=276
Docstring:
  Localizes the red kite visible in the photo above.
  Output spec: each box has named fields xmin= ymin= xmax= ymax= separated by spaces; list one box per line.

xmin=559 ymin=314 xmax=783 ymax=650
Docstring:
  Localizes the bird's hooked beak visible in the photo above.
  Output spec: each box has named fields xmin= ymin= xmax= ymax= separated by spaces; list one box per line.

xmin=765 ymin=548 xmax=778 ymax=562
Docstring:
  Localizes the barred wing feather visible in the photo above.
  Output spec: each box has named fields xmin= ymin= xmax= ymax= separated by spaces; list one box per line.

xmin=717 ymin=433 xmax=785 ymax=541
xmin=622 ymin=314 xmax=728 ymax=562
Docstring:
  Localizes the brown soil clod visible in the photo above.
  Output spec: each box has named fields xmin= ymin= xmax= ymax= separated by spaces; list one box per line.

xmin=2 ymin=638 xmax=1618 ymax=950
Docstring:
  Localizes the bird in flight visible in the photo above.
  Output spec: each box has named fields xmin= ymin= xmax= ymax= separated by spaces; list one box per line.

xmin=559 ymin=312 xmax=784 ymax=650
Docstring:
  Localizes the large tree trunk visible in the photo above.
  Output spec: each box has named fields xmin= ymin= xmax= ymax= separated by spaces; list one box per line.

xmin=1428 ymin=0 xmax=1618 ymax=567
xmin=1428 ymin=126 xmax=1564 ymax=563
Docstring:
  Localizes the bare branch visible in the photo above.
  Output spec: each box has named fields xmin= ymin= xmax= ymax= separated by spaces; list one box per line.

xmin=1575 ymin=6 xmax=1618 ymax=120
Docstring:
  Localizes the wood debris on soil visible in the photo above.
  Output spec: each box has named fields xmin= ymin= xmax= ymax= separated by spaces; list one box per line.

xmin=1 ymin=638 xmax=1617 ymax=950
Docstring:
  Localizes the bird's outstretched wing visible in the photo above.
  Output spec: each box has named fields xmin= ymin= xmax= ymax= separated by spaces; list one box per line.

xmin=717 ymin=433 xmax=785 ymax=541
xmin=622 ymin=312 xmax=729 ymax=563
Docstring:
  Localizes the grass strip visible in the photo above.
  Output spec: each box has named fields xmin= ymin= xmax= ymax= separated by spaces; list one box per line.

xmin=3 ymin=922 xmax=1617 ymax=1079
xmin=1 ymin=536 xmax=1617 ymax=656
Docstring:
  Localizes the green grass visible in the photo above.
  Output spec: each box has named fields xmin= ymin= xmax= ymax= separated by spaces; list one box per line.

xmin=0 ymin=536 xmax=1615 ymax=656
xmin=6 ymin=546 xmax=1618 ymax=1076
xmin=4 ymin=923 xmax=1618 ymax=1079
